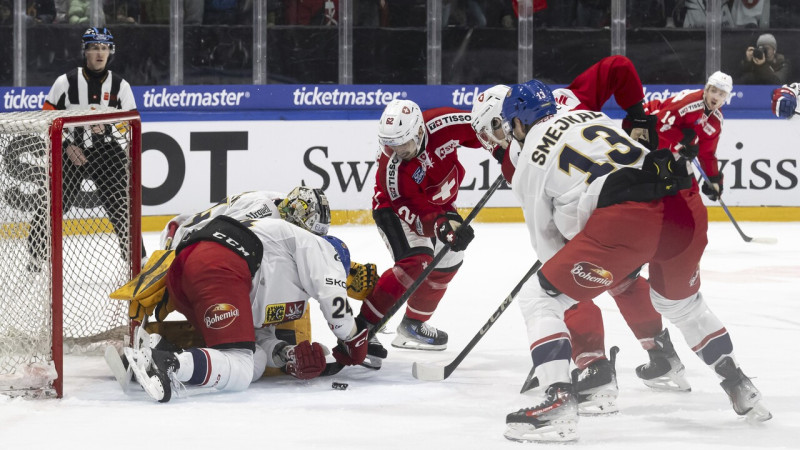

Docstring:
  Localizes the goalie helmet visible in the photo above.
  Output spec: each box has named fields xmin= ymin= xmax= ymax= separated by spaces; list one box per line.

xmin=320 ymin=235 xmax=351 ymax=274
xmin=471 ymin=84 xmax=511 ymax=150
xmin=278 ymin=186 xmax=330 ymax=236
xmin=378 ymin=99 xmax=427 ymax=160
xmin=501 ymin=80 xmax=557 ymax=133
xmin=82 ymin=27 xmax=115 ymax=54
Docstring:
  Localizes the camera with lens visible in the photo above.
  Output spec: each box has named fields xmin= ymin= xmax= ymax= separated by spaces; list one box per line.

xmin=753 ymin=45 xmax=767 ymax=60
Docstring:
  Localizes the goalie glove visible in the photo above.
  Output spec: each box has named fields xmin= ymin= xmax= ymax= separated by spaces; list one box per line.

xmin=347 ymin=261 xmax=378 ymax=300
xmin=279 ymin=340 xmax=327 ymax=380
xmin=434 ymin=211 xmax=475 ymax=252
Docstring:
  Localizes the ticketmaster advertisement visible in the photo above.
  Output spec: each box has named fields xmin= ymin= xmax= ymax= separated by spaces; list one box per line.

xmin=1 ymin=84 xmax=797 ymax=215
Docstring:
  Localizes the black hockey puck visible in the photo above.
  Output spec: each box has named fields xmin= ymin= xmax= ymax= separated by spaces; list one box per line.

xmin=331 ymin=382 xmax=348 ymax=390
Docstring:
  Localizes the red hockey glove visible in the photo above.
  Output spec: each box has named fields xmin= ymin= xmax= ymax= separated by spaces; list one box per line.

xmin=332 ymin=318 xmax=369 ymax=366
xmin=772 ymin=87 xmax=797 ymax=119
xmin=701 ymin=173 xmax=724 ymax=201
xmin=435 ymin=212 xmax=475 ymax=252
xmin=284 ymin=341 xmax=327 ymax=380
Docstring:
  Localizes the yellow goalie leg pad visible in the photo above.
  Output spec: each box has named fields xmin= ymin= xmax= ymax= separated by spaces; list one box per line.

xmin=110 ymin=249 xmax=176 ymax=322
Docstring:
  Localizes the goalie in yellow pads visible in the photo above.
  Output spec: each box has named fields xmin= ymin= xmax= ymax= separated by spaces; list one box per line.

xmin=105 ymin=188 xmax=381 ymax=402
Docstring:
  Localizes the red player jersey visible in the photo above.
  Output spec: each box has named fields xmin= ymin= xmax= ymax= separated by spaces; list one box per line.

xmin=644 ymin=89 xmax=723 ymax=178
xmin=553 ymin=55 xmax=645 ymax=114
xmin=372 ymin=107 xmax=483 ymax=237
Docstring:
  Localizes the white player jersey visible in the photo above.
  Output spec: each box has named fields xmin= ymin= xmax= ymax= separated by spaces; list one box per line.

xmin=511 ymin=110 xmax=648 ymax=262
xmin=160 ymin=191 xmax=284 ymax=249
xmin=248 ymin=219 xmax=355 ymax=342
xmin=551 ymin=87 xmax=582 ymax=113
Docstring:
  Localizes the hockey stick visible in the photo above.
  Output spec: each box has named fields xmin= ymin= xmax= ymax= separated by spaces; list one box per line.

xmin=691 ymin=159 xmax=777 ymax=244
xmin=411 ymin=260 xmax=542 ymax=381
xmin=320 ymin=174 xmax=507 ymax=377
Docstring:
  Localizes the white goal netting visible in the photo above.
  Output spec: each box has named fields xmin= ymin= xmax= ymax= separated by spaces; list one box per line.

xmin=0 ymin=108 xmax=141 ymax=398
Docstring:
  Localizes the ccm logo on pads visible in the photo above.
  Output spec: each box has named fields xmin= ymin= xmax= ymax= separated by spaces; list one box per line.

xmin=204 ymin=303 xmax=240 ymax=329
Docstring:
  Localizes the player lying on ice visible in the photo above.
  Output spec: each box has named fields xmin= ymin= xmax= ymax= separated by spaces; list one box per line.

xmin=107 ymin=187 xmax=380 ymax=402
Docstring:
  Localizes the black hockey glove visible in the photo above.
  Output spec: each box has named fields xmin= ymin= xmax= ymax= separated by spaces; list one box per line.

xmin=702 ymin=173 xmax=724 ymax=201
xmin=435 ymin=211 xmax=474 ymax=252
xmin=621 ymin=102 xmax=658 ymax=151
xmin=678 ymin=144 xmax=699 ymax=160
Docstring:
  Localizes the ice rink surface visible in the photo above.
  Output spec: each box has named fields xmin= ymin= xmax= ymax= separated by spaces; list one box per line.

xmin=1 ymin=220 xmax=798 ymax=449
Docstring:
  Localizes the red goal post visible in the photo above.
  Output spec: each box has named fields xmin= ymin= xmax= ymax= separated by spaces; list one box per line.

xmin=0 ymin=108 xmax=141 ymax=398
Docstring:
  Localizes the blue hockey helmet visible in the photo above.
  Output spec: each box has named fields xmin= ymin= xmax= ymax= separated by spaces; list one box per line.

xmin=320 ymin=235 xmax=351 ymax=274
xmin=501 ymin=80 xmax=557 ymax=132
xmin=82 ymin=27 xmax=115 ymax=54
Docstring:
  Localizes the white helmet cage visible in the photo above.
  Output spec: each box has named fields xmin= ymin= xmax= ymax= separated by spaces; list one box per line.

xmin=706 ymin=71 xmax=733 ymax=96
xmin=471 ymin=84 xmax=511 ymax=150
xmin=278 ymin=187 xmax=330 ymax=235
xmin=378 ymin=99 xmax=426 ymax=158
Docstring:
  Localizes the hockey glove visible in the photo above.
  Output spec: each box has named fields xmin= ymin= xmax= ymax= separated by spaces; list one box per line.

xmin=283 ymin=340 xmax=327 ymax=380
xmin=678 ymin=144 xmax=699 ymax=160
xmin=332 ymin=317 xmax=369 ymax=366
xmin=701 ymin=173 xmax=724 ymax=201
xmin=622 ymin=102 xmax=658 ymax=150
xmin=347 ymin=261 xmax=378 ymax=301
xmin=435 ymin=212 xmax=475 ymax=252
xmin=772 ymin=87 xmax=797 ymax=119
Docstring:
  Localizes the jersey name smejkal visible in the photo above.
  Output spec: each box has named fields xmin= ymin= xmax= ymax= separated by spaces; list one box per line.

xmin=532 ymin=111 xmax=603 ymax=166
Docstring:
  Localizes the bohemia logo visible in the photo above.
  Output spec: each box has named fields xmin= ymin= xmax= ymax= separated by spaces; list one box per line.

xmin=204 ymin=303 xmax=240 ymax=329
xmin=402 ymin=106 xmax=411 ymax=114
xmin=571 ymin=262 xmax=614 ymax=288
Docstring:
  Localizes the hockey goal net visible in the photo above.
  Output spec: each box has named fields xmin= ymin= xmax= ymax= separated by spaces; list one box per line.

xmin=0 ymin=108 xmax=141 ymax=398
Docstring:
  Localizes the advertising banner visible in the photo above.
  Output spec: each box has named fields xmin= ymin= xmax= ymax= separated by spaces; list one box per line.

xmin=139 ymin=118 xmax=799 ymax=216
xmin=1 ymin=84 xmax=796 ymax=215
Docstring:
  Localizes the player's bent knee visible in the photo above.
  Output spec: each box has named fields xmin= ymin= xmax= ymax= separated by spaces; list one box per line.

xmin=650 ymin=288 xmax=703 ymax=322
xmin=538 ymin=271 xmax=562 ymax=297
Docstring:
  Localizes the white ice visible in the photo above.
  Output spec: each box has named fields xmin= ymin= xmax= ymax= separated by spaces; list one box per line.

xmin=1 ymin=220 xmax=798 ymax=449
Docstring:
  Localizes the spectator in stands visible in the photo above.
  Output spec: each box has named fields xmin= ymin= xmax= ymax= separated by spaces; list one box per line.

xmin=577 ymin=0 xmax=609 ymax=27
xmin=285 ymin=0 xmax=338 ymax=25
xmin=69 ymin=0 xmax=90 ymax=24
xmin=186 ymin=0 xmax=204 ymax=24
xmin=444 ymin=0 xmax=487 ymax=28
xmin=105 ymin=0 xmax=140 ymax=24
xmin=738 ymin=33 xmax=792 ymax=85
xmin=0 ymin=0 xmax=10 ymax=25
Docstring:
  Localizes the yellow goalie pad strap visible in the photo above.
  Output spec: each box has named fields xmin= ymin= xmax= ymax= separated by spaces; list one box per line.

xmin=111 ymin=250 xmax=176 ymax=322
xmin=346 ymin=261 xmax=378 ymax=301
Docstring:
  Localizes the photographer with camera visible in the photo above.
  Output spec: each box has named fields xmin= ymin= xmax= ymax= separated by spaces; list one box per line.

xmin=738 ymin=33 xmax=791 ymax=85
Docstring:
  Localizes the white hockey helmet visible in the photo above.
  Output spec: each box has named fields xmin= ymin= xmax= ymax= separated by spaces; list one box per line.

xmin=471 ymin=84 xmax=511 ymax=150
xmin=278 ymin=186 xmax=330 ymax=235
xmin=706 ymin=71 xmax=733 ymax=95
xmin=378 ymin=99 xmax=426 ymax=160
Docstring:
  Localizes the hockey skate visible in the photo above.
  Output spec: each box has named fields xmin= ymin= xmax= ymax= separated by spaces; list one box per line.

xmin=391 ymin=316 xmax=447 ymax=351
xmin=125 ymin=345 xmax=180 ymax=403
xmin=574 ymin=346 xmax=619 ymax=415
xmin=362 ymin=335 xmax=388 ymax=369
xmin=715 ymin=356 xmax=772 ymax=422
xmin=105 ymin=327 xmax=180 ymax=393
xmin=504 ymin=383 xmax=578 ymax=443
xmin=636 ymin=329 xmax=691 ymax=392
